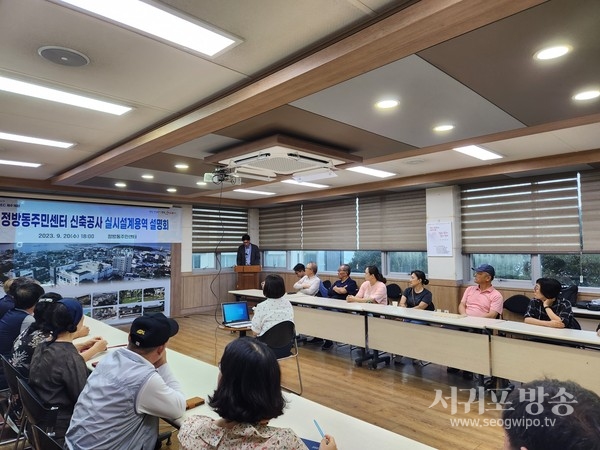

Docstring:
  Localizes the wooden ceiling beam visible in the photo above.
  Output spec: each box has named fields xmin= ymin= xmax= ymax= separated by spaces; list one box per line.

xmin=52 ymin=0 xmax=544 ymax=186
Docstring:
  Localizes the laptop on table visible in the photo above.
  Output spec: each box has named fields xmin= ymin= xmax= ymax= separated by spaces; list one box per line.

xmin=221 ymin=301 xmax=252 ymax=328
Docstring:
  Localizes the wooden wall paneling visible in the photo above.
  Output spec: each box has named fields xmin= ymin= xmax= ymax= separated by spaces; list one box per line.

xmin=179 ymin=272 xmax=236 ymax=316
xmin=169 ymin=243 xmax=182 ymax=316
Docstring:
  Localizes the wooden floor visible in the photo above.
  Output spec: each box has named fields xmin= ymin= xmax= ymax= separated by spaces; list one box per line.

xmin=156 ymin=312 xmax=506 ymax=450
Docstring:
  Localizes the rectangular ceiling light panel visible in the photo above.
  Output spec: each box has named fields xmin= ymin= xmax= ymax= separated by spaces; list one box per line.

xmin=58 ymin=0 xmax=240 ymax=57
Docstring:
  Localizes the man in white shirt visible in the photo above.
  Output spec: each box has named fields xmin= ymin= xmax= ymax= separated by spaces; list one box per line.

xmin=65 ymin=313 xmax=186 ymax=450
xmin=293 ymin=261 xmax=321 ymax=295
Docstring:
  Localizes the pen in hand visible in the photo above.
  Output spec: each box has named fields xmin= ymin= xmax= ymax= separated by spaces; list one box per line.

xmin=313 ymin=419 xmax=328 ymax=444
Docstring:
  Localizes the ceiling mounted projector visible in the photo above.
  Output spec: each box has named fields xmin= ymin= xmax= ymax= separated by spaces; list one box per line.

xmin=203 ymin=169 xmax=241 ymax=185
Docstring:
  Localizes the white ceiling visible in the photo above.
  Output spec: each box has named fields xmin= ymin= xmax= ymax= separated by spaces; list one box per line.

xmin=1 ymin=0 xmax=599 ymax=206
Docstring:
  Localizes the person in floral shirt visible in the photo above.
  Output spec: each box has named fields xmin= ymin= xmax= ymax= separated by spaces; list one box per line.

xmin=179 ymin=338 xmax=337 ymax=449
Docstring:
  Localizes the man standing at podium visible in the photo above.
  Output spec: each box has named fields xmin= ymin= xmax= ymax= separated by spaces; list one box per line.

xmin=237 ymin=234 xmax=260 ymax=266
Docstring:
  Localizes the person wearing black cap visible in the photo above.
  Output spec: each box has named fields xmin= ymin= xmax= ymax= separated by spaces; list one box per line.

xmin=65 ymin=313 xmax=186 ymax=450
xmin=29 ymin=299 xmax=107 ymax=442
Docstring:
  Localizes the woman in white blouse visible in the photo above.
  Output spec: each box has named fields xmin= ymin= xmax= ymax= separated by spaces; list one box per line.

xmin=251 ymin=274 xmax=293 ymax=337
xmin=347 ymin=265 xmax=388 ymax=304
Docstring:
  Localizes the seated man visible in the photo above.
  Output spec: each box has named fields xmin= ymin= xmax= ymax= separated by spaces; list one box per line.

xmin=448 ymin=264 xmax=503 ymax=379
xmin=293 ymin=261 xmax=321 ymax=296
xmin=502 ymin=378 xmax=600 ymax=449
xmin=321 ymin=264 xmax=358 ymax=350
xmin=328 ymin=264 xmax=358 ymax=300
xmin=65 ymin=313 xmax=186 ymax=450
xmin=524 ymin=277 xmax=575 ymax=329
xmin=0 ymin=278 xmax=16 ymax=319
xmin=0 ymin=279 xmax=44 ymax=389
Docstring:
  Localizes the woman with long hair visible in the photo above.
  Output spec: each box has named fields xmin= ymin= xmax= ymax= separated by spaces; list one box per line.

xmin=346 ymin=265 xmax=387 ymax=304
xmin=179 ymin=338 xmax=336 ymax=449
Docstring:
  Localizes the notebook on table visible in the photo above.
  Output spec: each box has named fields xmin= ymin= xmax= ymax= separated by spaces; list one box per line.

xmin=221 ymin=301 xmax=252 ymax=328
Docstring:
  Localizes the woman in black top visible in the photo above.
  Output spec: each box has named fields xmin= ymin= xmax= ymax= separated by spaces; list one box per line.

xmin=400 ymin=270 xmax=434 ymax=311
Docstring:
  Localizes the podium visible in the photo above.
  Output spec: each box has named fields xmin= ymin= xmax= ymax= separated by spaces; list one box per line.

xmin=234 ymin=265 xmax=261 ymax=290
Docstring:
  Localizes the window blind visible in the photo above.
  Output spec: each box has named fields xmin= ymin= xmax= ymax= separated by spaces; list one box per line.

xmin=259 ymin=205 xmax=302 ymax=250
xmin=192 ymin=206 xmax=248 ymax=252
xmin=461 ymin=175 xmax=580 ymax=253
xmin=301 ymin=198 xmax=357 ymax=250
xmin=358 ymin=191 xmax=426 ymax=251
xmin=580 ymin=170 xmax=600 ymax=252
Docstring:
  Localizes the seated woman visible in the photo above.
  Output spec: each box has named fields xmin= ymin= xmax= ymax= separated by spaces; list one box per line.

xmin=179 ymin=338 xmax=336 ymax=450
xmin=346 ymin=265 xmax=387 ymax=304
xmin=9 ymin=293 xmax=60 ymax=377
xmin=252 ymin=274 xmax=294 ymax=337
xmin=399 ymin=270 xmax=434 ymax=311
xmin=397 ymin=270 xmax=434 ymax=366
xmin=28 ymin=299 xmax=107 ymax=441
xmin=524 ymin=278 xmax=575 ymax=329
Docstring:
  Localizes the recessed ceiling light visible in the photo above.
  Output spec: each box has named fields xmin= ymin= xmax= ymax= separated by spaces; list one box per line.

xmin=196 ymin=181 xmax=207 ymax=186
xmin=141 ymin=174 xmax=154 ymax=180
xmin=281 ymin=179 xmax=328 ymax=188
xmin=346 ymin=166 xmax=395 ymax=178
xmin=58 ymin=0 xmax=239 ymax=57
xmin=115 ymin=182 xmax=127 ymax=188
xmin=453 ymin=145 xmax=503 ymax=161
xmin=0 ymin=76 xmax=131 ymax=115
xmin=375 ymin=99 xmax=399 ymax=109
xmin=0 ymin=131 xmax=74 ymax=148
xmin=0 ymin=159 xmax=41 ymax=168
xmin=174 ymin=163 xmax=189 ymax=170
xmin=167 ymin=188 xmax=177 ymax=193
xmin=233 ymin=189 xmax=276 ymax=196
xmin=534 ymin=45 xmax=571 ymax=60
xmin=572 ymin=90 xmax=600 ymax=101
xmin=433 ymin=124 xmax=454 ymax=132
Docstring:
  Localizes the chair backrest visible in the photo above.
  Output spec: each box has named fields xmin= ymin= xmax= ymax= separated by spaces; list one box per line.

xmin=16 ymin=377 xmax=59 ymax=431
xmin=1 ymin=354 xmax=22 ymax=397
xmin=503 ymin=295 xmax=530 ymax=315
xmin=569 ymin=317 xmax=582 ymax=330
xmin=386 ymin=283 xmax=402 ymax=304
xmin=257 ymin=321 xmax=296 ymax=351
xmin=32 ymin=424 xmax=63 ymax=450
xmin=316 ymin=281 xmax=329 ymax=297
xmin=558 ymin=284 xmax=578 ymax=306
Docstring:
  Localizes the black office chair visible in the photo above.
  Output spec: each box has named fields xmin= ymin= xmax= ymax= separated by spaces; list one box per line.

xmin=503 ymin=294 xmax=530 ymax=315
xmin=386 ymin=283 xmax=402 ymax=305
xmin=31 ymin=424 xmax=62 ymax=450
xmin=257 ymin=321 xmax=303 ymax=395
xmin=0 ymin=355 xmax=27 ymax=450
xmin=16 ymin=378 xmax=59 ymax=450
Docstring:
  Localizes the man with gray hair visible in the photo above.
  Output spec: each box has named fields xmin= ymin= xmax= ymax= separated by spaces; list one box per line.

xmin=293 ymin=261 xmax=321 ymax=295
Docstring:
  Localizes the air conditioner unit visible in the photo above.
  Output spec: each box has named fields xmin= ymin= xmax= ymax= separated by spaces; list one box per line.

xmin=204 ymin=134 xmax=363 ymax=180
